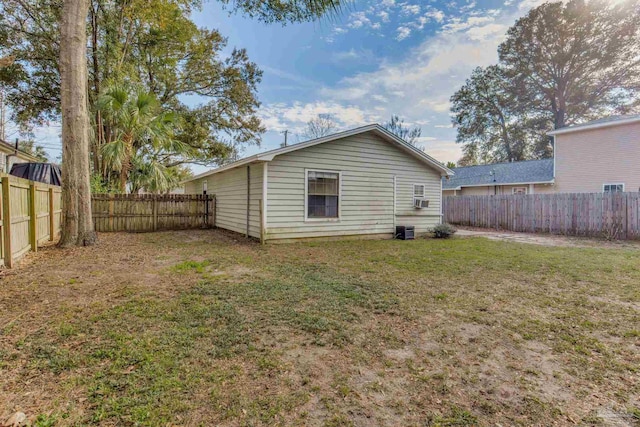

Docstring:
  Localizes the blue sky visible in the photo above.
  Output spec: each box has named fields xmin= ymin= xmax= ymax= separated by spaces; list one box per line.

xmin=32 ymin=0 xmax=543 ymax=172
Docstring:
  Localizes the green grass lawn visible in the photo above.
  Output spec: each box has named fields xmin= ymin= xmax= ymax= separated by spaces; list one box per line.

xmin=0 ymin=231 xmax=639 ymax=426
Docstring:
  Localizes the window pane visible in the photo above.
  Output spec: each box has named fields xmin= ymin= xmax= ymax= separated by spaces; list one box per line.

xmin=308 ymin=195 xmax=339 ymax=218
xmin=414 ymin=185 xmax=425 ymax=197
xmin=308 ymin=171 xmax=338 ymax=195
xmin=604 ymin=184 xmax=624 ymax=193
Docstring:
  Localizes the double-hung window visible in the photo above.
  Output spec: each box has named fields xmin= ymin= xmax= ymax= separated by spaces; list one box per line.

xmin=512 ymin=187 xmax=527 ymax=195
xmin=306 ymin=170 xmax=340 ymax=219
xmin=603 ymin=183 xmax=624 ymax=193
xmin=413 ymin=184 xmax=425 ymax=203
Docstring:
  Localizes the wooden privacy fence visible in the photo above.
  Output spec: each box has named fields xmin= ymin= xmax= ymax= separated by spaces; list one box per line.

xmin=92 ymin=194 xmax=215 ymax=232
xmin=0 ymin=173 xmax=62 ymax=267
xmin=443 ymin=193 xmax=640 ymax=240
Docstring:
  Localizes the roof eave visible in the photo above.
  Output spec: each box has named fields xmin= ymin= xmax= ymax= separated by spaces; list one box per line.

xmin=182 ymin=124 xmax=454 ymax=184
xmin=443 ymin=179 xmax=555 ymax=190
xmin=548 ymin=116 xmax=640 ymax=136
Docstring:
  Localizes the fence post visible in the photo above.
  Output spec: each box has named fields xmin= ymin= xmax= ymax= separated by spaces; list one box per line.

xmin=625 ymin=193 xmax=629 ymax=240
xmin=2 ymin=178 xmax=12 ymax=267
xmin=108 ymin=194 xmax=114 ymax=231
xmin=29 ymin=182 xmax=37 ymax=253
xmin=204 ymin=195 xmax=209 ymax=228
xmin=152 ymin=195 xmax=158 ymax=231
xmin=48 ymin=187 xmax=55 ymax=241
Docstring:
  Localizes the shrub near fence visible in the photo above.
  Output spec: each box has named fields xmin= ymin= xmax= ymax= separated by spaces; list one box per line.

xmin=91 ymin=194 xmax=215 ymax=232
xmin=443 ymin=193 xmax=640 ymax=240
xmin=0 ymin=173 xmax=62 ymax=267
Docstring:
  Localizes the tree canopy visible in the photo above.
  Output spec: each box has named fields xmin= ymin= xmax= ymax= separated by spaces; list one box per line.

xmin=301 ymin=114 xmax=338 ymax=140
xmin=451 ymin=0 xmax=640 ymax=165
xmin=383 ymin=115 xmax=422 ymax=147
xmin=0 ymin=0 xmax=343 ymax=191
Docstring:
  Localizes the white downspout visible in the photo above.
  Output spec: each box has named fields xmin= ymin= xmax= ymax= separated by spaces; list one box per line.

xmin=440 ymin=177 xmax=444 ymax=224
xmin=393 ymin=175 xmax=397 ymax=234
xmin=262 ymin=162 xmax=268 ymax=239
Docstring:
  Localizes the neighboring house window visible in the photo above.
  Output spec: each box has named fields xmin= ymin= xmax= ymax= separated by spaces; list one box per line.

xmin=512 ymin=187 xmax=527 ymax=195
xmin=413 ymin=184 xmax=425 ymax=202
xmin=603 ymin=183 xmax=624 ymax=193
xmin=306 ymin=170 xmax=340 ymax=219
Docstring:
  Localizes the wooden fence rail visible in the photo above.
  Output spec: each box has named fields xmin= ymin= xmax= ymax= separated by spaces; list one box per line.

xmin=443 ymin=193 xmax=640 ymax=240
xmin=0 ymin=173 xmax=62 ymax=267
xmin=91 ymin=194 xmax=215 ymax=232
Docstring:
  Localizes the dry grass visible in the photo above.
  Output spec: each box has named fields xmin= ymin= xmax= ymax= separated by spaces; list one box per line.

xmin=0 ymin=230 xmax=639 ymax=426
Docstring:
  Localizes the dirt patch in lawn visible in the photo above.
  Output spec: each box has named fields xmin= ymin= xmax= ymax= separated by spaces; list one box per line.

xmin=1 ymin=230 xmax=639 ymax=426
xmin=456 ymin=226 xmax=640 ymax=249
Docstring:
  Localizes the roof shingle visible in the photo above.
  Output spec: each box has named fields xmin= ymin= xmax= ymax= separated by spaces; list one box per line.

xmin=443 ymin=158 xmax=554 ymax=190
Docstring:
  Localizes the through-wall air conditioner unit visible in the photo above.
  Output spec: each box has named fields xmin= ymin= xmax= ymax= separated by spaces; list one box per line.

xmin=396 ymin=225 xmax=415 ymax=240
xmin=414 ymin=198 xmax=429 ymax=209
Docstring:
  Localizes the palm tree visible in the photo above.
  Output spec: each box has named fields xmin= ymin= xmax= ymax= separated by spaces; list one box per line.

xmin=98 ymin=85 xmax=186 ymax=192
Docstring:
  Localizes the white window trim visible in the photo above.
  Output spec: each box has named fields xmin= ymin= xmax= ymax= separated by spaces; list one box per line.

xmin=304 ymin=169 xmax=342 ymax=222
xmin=512 ymin=186 xmax=528 ymax=195
xmin=413 ymin=183 xmax=426 ymax=200
xmin=603 ymin=183 xmax=625 ymax=193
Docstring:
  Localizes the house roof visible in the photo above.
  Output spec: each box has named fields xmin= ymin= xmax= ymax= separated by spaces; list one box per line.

xmin=10 ymin=163 xmax=62 ymax=186
xmin=442 ymin=158 xmax=554 ymax=190
xmin=547 ymin=114 xmax=640 ymax=136
xmin=0 ymin=139 xmax=40 ymax=162
xmin=185 ymin=124 xmax=454 ymax=183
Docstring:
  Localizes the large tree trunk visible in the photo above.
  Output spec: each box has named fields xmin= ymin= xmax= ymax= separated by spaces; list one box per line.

xmin=91 ymin=3 xmax=103 ymax=174
xmin=59 ymin=0 xmax=97 ymax=247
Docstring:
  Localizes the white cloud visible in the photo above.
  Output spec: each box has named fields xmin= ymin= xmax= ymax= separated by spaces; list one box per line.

xmin=415 ymin=136 xmax=437 ymax=143
xmin=517 ymin=0 xmax=545 ymax=11
xmin=402 ymin=4 xmax=421 ymax=15
xmin=331 ymin=48 xmax=376 ymax=63
xmin=381 ymin=0 xmax=395 ymax=6
xmin=441 ymin=16 xmax=495 ymax=34
xmin=258 ymin=102 xmax=382 ymax=134
xmin=347 ymin=11 xmax=371 ymax=29
xmin=378 ymin=10 xmax=390 ymax=22
xmin=465 ymin=23 xmax=508 ymax=41
xmin=396 ymin=26 xmax=412 ymax=41
xmin=461 ymin=1 xmax=477 ymax=11
xmin=411 ymin=16 xmax=429 ymax=30
xmin=425 ymin=9 xmax=446 ymax=23
xmin=371 ymin=94 xmax=389 ymax=103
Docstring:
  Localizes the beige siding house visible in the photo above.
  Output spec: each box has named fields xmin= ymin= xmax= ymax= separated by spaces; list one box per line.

xmin=549 ymin=115 xmax=640 ymax=193
xmin=183 ymin=124 xmax=452 ymax=242
xmin=445 ymin=115 xmax=640 ymax=196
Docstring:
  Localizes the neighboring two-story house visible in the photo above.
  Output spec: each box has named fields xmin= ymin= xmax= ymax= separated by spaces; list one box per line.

xmin=548 ymin=115 xmax=640 ymax=193
xmin=444 ymin=115 xmax=640 ymax=196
